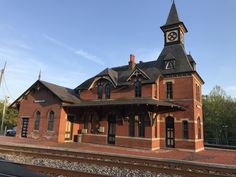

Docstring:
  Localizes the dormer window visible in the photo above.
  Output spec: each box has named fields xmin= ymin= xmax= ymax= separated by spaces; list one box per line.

xmin=165 ymin=60 xmax=175 ymax=69
xmin=97 ymin=83 xmax=103 ymax=99
xmin=105 ymin=83 xmax=110 ymax=99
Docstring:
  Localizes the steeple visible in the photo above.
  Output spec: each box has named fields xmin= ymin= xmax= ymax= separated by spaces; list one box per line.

xmin=160 ymin=1 xmax=188 ymax=47
xmin=165 ymin=1 xmax=181 ymax=26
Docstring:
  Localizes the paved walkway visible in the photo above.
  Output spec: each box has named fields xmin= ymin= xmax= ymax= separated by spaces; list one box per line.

xmin=0 ymin=136 xmax=236 ymax=167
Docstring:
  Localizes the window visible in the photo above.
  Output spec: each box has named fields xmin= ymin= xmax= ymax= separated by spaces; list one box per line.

xmin=165 ymin=60 xmax=175 ymax=69
xmin=48 ymin=111 xmax=54 ymax=131
xmin=155 ymin=118 xmax=158 ymax=138
xmin=135 ymin=81 xmax=142 ymax=97
xmin=105 ymin=83 xmax=110 ymax=99
xmin=182 ymin=121 xmax=189 ymax=139
xmin=129 ymin=115 xmax=135 ymax=137
xmin=34 ymin=111 xmax=40 ymax=130
xmin=196 ymin=84 xmax=200 ymax=102
xmin=97 ymin=83 xmax=103 ymax=99
xmin=197 ymin=117 xmax=201 ymax=139
xmin=154 ymin=83 xmax=157 ymax=98
xmin=166 ymin=82 xmax=173 ymax=99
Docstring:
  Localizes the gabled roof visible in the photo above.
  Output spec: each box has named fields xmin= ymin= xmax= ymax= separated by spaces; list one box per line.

xmin=96 ymin=68 xmax=118 ymax=86
xmin=40 ymin=80 xmax=81 ymax=103
xmin=76 ymin=60 xmax=162 ymax=90
xmin=10 ymin=80 xmax=80 ymax=108
xmin=127 ymin=66 xmax=151 ymax=81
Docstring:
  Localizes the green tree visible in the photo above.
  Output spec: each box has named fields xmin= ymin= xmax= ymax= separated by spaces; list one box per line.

xmin=203 ymin=85 xmax=236 ymax=145
xmin=0 ymin=101 xmax=18 ymax=129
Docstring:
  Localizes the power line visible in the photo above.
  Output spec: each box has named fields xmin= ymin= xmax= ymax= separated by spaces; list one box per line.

xmin=3 ymin=76 xmax=15 ymax=101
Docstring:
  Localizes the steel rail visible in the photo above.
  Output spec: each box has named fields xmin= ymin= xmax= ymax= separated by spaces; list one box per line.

xmin=0 ymin=144 xmax=235 ymax=177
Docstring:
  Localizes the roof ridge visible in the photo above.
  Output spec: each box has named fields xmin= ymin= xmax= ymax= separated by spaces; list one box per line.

xmin=40 ymin=80 xmax=73 ymax=90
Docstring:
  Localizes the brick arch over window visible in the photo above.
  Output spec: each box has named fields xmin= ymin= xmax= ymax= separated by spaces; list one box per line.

xmin=197 ymin=117 xmax=201 ymax=139
xmin=34 ymin=111 xmax=41 ymax=130
xmin=48 ymin=111 xmax=54 ymax=131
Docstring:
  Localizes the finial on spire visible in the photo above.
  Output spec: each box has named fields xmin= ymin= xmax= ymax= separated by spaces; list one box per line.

xmin=38 ymin=70 xmax=41 ymax=80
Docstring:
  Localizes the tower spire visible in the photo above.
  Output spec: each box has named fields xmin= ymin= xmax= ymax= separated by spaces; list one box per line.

xmin=165 ymin=0 xmax=181 ymax=26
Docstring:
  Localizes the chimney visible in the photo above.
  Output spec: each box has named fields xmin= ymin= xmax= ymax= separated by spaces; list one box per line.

xmin=129 ymin=54 xmax=136 ymax=70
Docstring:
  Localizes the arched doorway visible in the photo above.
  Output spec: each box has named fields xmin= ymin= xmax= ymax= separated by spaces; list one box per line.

xmin=166 ymin=116 xmax=175 ymax=148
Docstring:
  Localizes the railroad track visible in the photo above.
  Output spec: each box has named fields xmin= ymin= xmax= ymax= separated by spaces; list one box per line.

xmin=0 ymin=143 xmax=235 ymax=177
xmin=0 ymin=159 xmax=107 ymax=177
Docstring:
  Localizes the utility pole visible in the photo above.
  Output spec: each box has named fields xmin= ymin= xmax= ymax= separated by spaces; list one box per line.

xmin=0 ymin=62 xmax=6 ymax=87
xmin=0 ymin=62 xmax=7 ymax=135
xmin=1 ymin=96 xmax=9 ymax=135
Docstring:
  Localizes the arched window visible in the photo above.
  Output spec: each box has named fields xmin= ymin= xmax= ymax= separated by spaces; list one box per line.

xmin=48 ymin=111 xmax=54 ymax=131
xmin=197 ymin=117 xmax=201 ymax=139
xmin=182 ymin=121 xmax=189 ymax=139
xmin=134 ymin=81 xmax=142 ymax=97
xmin=97 ymin=83 xmax=103 ymax=99
xmin=105 ymin=83 xmax=110 ymax=99
xmin=34 ymin=111 xmax=40 ymax=130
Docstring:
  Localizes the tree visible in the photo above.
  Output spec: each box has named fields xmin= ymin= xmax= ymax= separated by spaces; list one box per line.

xmin=0 ymin=101 xmax=18 ymax=129
xmin=203 ymin=85 xmax=236 ymax=145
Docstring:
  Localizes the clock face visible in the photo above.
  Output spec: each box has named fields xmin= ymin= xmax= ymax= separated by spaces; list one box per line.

xmin=168 ymin=32 xmax=178 ymax=41
xmin=166 ymin=30 xmax=179 ymax=43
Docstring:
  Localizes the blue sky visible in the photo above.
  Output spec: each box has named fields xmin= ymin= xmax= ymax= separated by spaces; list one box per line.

xmin=0 ymin=0 xmax=235 ymax=102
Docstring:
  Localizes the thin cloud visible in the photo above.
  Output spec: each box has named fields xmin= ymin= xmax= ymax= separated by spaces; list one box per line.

xmin=43 ymin=34 xmax=105 ymax=66
xmin=75 ymin=50 xmax=105 ymax=66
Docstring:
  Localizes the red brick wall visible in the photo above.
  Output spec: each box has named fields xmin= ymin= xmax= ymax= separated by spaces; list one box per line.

xmin=80 ymin=84 xmax=152 ymax=100
xmin=16 ymin=85 xmax=62 ymax=142
xmin=157 ymin=75 xmax=204 ymax=151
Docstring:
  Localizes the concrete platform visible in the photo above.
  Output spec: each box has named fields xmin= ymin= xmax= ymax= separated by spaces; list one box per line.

xmin=0 ymin=136 xmax=236 ymax=167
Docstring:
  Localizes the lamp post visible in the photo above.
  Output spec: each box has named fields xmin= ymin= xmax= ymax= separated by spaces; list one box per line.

xmin=222 ymin=125 xmax=228 ymax=145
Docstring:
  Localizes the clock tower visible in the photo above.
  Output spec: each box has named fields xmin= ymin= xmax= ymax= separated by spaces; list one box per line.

xmin=161 ymin=1 xmax=188 ymax=47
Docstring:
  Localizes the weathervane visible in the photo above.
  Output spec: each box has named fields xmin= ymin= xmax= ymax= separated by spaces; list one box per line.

xmin=38 ymin=70 xmax=41 ymax=80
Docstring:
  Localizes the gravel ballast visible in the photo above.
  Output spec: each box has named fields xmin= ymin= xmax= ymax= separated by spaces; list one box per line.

xmin=0 ymin=153 xmax=182 ymax=177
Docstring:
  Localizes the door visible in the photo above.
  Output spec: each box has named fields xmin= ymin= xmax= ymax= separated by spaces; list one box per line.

xmin=65 ymin=115 xmax=74 ymax=141
xmin=108 ymin=115 xmax=116 ymax=144
xmin=166 ymin=116 xmax=175 ymax=148
xmin=21 ymin=118 xmax=29 ymax=138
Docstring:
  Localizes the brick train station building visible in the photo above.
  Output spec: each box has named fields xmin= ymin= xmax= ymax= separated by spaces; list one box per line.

xmin=11 ymin=2 xmax=204 ymax=152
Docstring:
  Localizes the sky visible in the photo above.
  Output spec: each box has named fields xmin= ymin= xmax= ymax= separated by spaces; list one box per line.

xmin=0 ymin=0 xmax=235 ymax=103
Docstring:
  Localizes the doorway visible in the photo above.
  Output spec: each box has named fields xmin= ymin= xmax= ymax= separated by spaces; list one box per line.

xmin=108 ymin=115 xmax=116 ymax=144
xmin=166 ymin=116 xmax=175 ymax=148
xmin=65 ymin=115 xmax=74 ymax=141
xmin=21 ymin=117 xmax=29 ymax=138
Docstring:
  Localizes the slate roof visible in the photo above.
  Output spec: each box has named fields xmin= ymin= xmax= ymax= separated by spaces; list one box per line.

xmin=96 ymin=68 xmax=118 ymax=86
xmin=156 ymin=44 xmax=193 ymax=75
xmin=160 ymin=1 xmax=188 ymax=32
xmin=76 ymin=43 xmax=201 ymax=90
xmin=40 ymin=81 xmax=81 ymax=104
xmin=165 ymin=1 xmax=181 ymax=26
xmin=10 ymin=80 xmax=80 ymax=108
